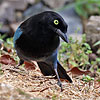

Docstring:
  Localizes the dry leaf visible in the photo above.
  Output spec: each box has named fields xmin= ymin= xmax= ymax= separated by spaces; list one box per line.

xmin=0 ymin=54 xmax=16 ymax=66
xmin=24 ymin=61 xmax=36 ymax=70
xmin=67 ymin=67 xmax=91 ymax=75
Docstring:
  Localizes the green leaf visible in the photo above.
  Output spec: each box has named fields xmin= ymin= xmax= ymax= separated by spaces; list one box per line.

xmin=97 ymin=79 xmax=100 ymax=82
xmin=86 ymin=50 xmax=92 ymax=54
xmin=93 ymin=41 xmax=100 ymax=46
xmin=82 ymin=75 xmax=94 ymax=82
xmin=0 ymin=34 xmax=6 ymax=40
xmin=96 ymin=58 xmax=100 ymax=62
xmin=69 ymin=61 xmax=78 ymax=67
xmin=96 ymin=48 xmax=100 ymax=54
xmin=83 ymin=43 xmax=91 ymax=49
xmin=75 ymin=4 xmax=88 ymax=18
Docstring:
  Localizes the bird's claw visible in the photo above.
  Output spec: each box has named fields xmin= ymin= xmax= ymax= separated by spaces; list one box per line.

xmin=57 ymin=81 xmax=63 ymax=91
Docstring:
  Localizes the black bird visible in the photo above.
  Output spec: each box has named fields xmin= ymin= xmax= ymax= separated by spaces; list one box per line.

xmin=13 ymin=11 xmax=72 ymax=90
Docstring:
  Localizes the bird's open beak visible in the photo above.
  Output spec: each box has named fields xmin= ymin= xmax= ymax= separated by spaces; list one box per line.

xmin=56 ymin=29 xmax=69 ymax=43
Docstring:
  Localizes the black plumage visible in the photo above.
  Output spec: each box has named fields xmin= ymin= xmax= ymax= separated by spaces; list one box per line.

xmin=13 ymin=11 xmax=72 ymax=90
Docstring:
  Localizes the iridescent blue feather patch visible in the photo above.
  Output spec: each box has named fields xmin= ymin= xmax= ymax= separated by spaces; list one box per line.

xmin=13 ymin=27 xmax=22 ymax=45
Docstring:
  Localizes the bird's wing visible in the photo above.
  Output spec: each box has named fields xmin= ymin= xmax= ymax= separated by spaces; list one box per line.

xmin=37 ymin=60 xmax=72 ymax=83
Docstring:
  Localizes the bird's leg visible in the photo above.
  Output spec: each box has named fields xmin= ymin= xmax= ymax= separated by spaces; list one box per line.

xmin=54 ymin=65 xmax=63 ymax=91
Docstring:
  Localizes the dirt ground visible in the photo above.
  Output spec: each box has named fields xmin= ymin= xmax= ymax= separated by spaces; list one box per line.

xmin=0 ymin=64 xmax=100 ymax=100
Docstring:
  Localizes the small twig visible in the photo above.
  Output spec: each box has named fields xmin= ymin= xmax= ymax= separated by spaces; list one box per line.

xmin=2 ymin=68 xmax=27 ymax=76
xmin=40 ymin=87 xmax=49 ymax=92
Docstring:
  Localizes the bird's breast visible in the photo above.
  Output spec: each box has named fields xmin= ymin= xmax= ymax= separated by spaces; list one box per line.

xmin=15 ymin=33 xmax=60 ymax=59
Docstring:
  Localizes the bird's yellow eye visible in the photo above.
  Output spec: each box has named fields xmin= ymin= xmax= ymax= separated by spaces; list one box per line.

xmin=54 ymin=20 xmax=59 ymax=25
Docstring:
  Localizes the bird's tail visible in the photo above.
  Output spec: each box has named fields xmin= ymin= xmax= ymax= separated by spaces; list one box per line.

xmin=37 ymin=61 xmax=72 ymax=83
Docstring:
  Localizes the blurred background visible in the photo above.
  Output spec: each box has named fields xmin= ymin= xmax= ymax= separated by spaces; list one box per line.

xmin=0 ymin=0 xmax=100 ymax=44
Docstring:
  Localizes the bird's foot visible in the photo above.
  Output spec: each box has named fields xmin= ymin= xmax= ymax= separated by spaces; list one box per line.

xmin=57 ymin=81 xmax=63 ymax=92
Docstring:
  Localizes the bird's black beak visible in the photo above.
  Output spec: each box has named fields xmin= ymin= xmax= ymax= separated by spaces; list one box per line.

xmin=55 ymin=29 xmax=69 ymax=43
xmin=49 ymin=25 xmax=69 ymax=43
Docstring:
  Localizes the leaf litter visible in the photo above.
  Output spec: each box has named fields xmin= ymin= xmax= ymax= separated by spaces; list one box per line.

xmin=0 ymin=49 xmax=100 ymax=100
xmin=0 ymin=62 xmax=100 ymax=100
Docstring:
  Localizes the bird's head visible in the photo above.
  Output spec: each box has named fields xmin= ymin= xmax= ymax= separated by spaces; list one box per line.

xmin=41 ymin=11 xmax=69 ymax=43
